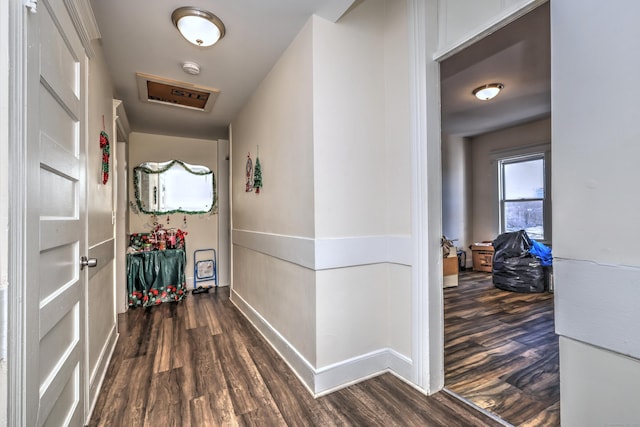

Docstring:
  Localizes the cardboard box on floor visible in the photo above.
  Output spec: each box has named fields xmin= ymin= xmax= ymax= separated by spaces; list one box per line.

xmin=443 ymin=252 xmax=459 ymax=288
xmin=472 ymin=242 xmax=494 ymax=272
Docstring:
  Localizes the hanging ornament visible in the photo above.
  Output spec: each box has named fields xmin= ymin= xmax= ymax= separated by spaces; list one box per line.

xmin=99 ymin=130 xmax=110 ymax=184
xmin=253 ymin=146 xmax=262 ymax=194
xmin=245 ymin=152 xmax=253 ymax=192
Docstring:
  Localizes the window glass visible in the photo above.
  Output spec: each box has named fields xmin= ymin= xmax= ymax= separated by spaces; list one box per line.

xmin=504 ymin=158 xmax=544 ymax=199
xmin=504 ymin=200 xmax=544 ymax=239
xmin=500 ymin=155 xmax=546 ymax=241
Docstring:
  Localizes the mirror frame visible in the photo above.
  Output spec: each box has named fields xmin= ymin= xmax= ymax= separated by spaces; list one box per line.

xmin=133 ymin=159 xmax=217 ymax=215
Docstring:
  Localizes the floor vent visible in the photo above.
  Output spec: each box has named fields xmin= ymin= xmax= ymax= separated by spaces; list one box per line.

xmin=136 ymin=72 xmax=219 ymax=112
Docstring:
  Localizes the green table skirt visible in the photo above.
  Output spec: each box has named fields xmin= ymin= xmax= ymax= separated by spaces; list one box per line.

xmin=127 ymin=248 xmax=187 ymax=307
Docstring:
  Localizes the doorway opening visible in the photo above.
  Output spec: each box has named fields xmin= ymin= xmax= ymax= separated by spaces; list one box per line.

xmin=439 ymin=4 xmax=558 ymax=425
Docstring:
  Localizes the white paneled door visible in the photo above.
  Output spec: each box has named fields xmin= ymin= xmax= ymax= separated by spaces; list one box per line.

xmin=26 ymin=0 xmax=88 ymax=425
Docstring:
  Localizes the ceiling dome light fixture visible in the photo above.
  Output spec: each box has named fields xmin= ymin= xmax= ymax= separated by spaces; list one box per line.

xmin=171 ymin=7 xmax=226 ymax=47
xmin=472 ymin=83 xmax=504 ymax=101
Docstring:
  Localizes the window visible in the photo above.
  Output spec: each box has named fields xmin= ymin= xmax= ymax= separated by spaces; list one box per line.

xmin=498 ymin=154 xmax=547 ymax=240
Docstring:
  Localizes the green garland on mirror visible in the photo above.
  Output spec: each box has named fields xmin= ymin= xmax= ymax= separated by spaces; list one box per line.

xmin=133 ymin=159 xmax=217 ymax=215
xmin=134 ymin=159 xmax=213 ymax=176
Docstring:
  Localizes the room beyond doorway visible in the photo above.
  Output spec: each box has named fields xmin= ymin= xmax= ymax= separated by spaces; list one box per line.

xmin=439 ymin=3 xmax=553 ymax=425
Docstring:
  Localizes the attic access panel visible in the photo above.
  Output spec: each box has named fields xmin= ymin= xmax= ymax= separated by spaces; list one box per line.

xmin=136 ymin=72 xmax=219 ymax=112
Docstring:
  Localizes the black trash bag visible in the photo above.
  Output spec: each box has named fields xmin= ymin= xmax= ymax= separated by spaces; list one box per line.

xmin=492 ymin=230 xmax=545 ymax=293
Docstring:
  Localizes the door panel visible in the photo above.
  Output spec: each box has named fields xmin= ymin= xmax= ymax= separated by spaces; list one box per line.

xmin=38 ymin=243 xmax=77 ymax=301
xmin=27 ymin=0 xmax=87 ymax=425
xmin=40 ymin=168 xmax=78 ymax=218
xmin=39 ymin=1 xmax=81 ymax=101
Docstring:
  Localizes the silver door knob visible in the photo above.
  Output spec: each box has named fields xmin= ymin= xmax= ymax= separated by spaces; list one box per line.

xmin=80 ymin=256 xmax=98 ymax=270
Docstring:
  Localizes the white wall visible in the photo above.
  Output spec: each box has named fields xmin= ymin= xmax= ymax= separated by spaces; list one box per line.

xmin=560 ymin=337 xmax=640 ymax=426
xmin=87 ymin=46 xmax=115 ymax=247
xmin=470 ymin=117 xmax=551 ymax=243
xmin=312 ymin=8 xmax=386 ymax=238
xmin=231 ymin=20 xmax=315 ymax=238
xmin=384 ymin=1 xmax=412 ymax=237
xmin=552 ymin=0 xmax=640 ymax=423
xmin=233 ymin=246 xmax=317 ymax=364
xmin=115 ymin=137 xmax=128 ymax=313
xmin=312 ymin=0 xmax=411 ymax=236
xmin=312 ymin=0 xmax=412 ymax=372
xmin=315 ymin=265 xmax=389 ymax=366
xmin=442 ymin=134 xmax=472 ymax=264
xmin=217 ymin=140 xmax=230 ymax=286
xmin=230 ymin=16 xmax=317 ymax=370
xmin=128 ymin=132 xmax=219 ymax=288
xmin=86 ymin=38 xmax=118 ymax=415
xmin=231 ymin=0 xmax=413 ymax=395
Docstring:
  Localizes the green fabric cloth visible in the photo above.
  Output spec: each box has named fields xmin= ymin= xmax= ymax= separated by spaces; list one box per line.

xmin=127 ymin=248 xmax=187 ymax=307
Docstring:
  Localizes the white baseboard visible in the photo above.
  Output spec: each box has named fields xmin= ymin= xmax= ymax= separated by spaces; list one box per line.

xmin=231 ymin=288 xmax=413 ymax=396
xmin=314 ymin=348 xmax=413 ymax=396
xmin=230 ymin=289 xmax=316 ymax=393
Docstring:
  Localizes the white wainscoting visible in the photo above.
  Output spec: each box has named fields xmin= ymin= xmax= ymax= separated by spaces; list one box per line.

xmin=232 ymin=229 xmax=411 ymax=270
xmin=87 ymin=323 xmax=117 ymax=418
xmin=231 ymin=229 xmax=413 ymax=395
xmin=555 ymin=258 xmax=640 ymax=360
xmin=87 ymin=238 xmax=114 ymax=280
xmin=233 ymin=230 xmax=315 ymax=269
xmin=232 ymin=288 xmax=412 ymax=396
xmin=86 ymin=238 xmax=118 ymax=419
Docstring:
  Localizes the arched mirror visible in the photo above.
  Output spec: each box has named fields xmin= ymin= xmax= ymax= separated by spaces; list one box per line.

xmin=134 ymin=160 xmax=216 ymax=214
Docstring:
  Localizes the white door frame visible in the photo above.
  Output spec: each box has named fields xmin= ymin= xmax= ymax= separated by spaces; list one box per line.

xmin=7 ymin=0 xmax=29 ymax=423
xmin=409 ymin=0 xmax=548 ymax=394
xmin=407 ymin=0 xmax=444 ymax=393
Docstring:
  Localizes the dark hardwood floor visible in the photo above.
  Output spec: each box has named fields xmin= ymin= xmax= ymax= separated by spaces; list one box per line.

xmin=89 ymin=286 xmax=503 ymax=426
xmin=444 ymin=271 xmax=559 ymax=427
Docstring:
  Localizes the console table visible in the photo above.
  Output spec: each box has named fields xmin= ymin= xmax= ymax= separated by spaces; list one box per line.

xmin=127 ymin=248 xmax=187 ymax=307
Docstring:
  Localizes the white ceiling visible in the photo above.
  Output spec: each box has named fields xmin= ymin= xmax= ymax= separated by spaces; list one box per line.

xmin=441 ymin=3 xmax=550 ymax=137
xmin=89 ymin=0 xmax=356 ymax=140
xmin=90 ymin=0 xmax=549 ymax=141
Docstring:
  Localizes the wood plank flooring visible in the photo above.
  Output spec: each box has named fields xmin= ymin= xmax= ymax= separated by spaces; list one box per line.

xmin=444 ymin=271 xmax=559 ymax=427
xmin=89 ymin=286 xmax=503 ymax=426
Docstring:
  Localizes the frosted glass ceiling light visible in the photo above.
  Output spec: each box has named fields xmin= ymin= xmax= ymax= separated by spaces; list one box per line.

xmin=172 ymin=7 xmax=226 ymax=47
xmin=472 ymin=83 xmax=504 ymax=101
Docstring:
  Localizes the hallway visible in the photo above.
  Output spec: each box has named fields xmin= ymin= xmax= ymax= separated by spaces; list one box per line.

xmin=89 ymin=288 xmax=502 ymax=426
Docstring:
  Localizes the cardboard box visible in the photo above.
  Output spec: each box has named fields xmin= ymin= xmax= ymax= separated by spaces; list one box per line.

xmin=443 ymin=257 xmax=458 ymax=276
xmin=472 ymin=243 xmax=494 ymax=272
xmin=443 ymin=256 xmax=458 ymax=287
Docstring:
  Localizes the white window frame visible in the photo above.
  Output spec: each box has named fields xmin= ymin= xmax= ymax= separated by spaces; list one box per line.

xmin=498 ymin=151 xmax=551 ymax=242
